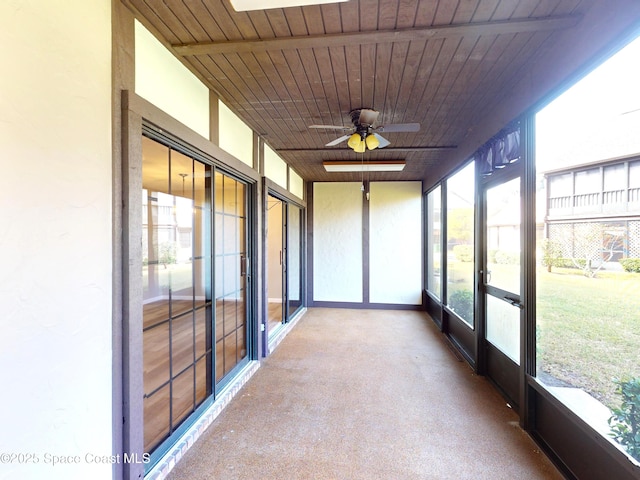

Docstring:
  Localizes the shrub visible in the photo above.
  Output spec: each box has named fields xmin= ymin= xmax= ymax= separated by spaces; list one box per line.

xmin=609 ymin=377 xmax=640 ymax=461
xmin=453 ymin=244 xmax=474 ymax=262
xmin=159 ymin=241 xmax=177 ymax=267
xmin=555 ymin=258 xmax=587 ymax=269
xmin=494 ymin=250 xmax=519 ymax=265
xmin=540 ymin=238 xmax=562 ymax=272
xmin=448 ymin=289 xmax=474 ymax=322
xmin=619 ymin=258 xmax=640 ymax=273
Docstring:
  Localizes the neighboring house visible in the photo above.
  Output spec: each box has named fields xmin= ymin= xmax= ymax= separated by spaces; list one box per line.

xmin=543 ymin=153 xmax=640 ymax=268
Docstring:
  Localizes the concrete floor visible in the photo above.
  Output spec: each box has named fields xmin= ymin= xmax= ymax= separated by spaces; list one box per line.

xmin=165 ymin=308 xmax=564 ymax=480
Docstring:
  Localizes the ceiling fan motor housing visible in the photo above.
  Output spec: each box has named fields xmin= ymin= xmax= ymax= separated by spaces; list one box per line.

xmin=350 ymin=108 xmax=378 ymax=127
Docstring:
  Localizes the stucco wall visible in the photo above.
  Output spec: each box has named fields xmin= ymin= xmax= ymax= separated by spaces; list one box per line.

xmin=0 ymin=1 xmax=113 ymax=478
xmin=313 ymin=183 xmax=363 ymax=302
xmin=369 ymin=182 xmax=422 ymax=305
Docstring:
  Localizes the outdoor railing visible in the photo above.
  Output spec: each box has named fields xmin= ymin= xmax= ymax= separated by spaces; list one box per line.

xmin=548 ymin=188 xmax=640 ymax=216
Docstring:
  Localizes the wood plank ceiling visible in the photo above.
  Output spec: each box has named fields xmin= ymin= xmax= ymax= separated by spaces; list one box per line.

xmin=126 ymin=0 xmax=599 ymax=182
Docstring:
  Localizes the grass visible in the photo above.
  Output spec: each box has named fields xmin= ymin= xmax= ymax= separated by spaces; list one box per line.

xmin=537 ymin=267 xmax=640 ymax=409
xmin=445 ymin=258 xmax=640 ymax=410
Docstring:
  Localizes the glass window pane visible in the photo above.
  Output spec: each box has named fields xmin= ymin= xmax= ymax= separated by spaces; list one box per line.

xmin=446 ymin=162 xmax=475 ymax=326
xmin=427 ymin=186 xmax=442 ymax=300
xmin=144 ymin=384 xmax=170 ymax=452
xmin=172 ymin=367 xmax=194 ymax=426
xmin=486 ymin=178 xmax=520 ymax=294
xmin=236 ymin=181 xmax=245 ymax=218
xmin=604 ymin=164 xmax=624 ymax=191
xmin=214 ymin=171 xmax=224 ymax=212
xmin=195 ymin=357 xmax=209 ymax=405
xmin=288 ymin=204 xmax=302 ymax=316
xmin=172 ymin=313 xmax=195 ymax=374
xmin=213 ymin=170 xmax=249 ymax=385
xmin=143 ymin=322 xmax=169 ymax=394
xmin=548 ymin=173 xmax=572 ymax=197
xmin=194 ymin=161 xmax=209 ymax=208
xmin=223 ymin=215 xmax=237 ymax=255
xmin=142 ymin=136 xmax=215 ymax=456
xmin=574 ymin=168 xmax=600 ymax=194
xmin=223 ymin=176 xmax=237 ymax=215
xmin=171 ymin=150 xmax=193 ymax=200
xmin=535 ymin=34 xmax=640 ymax=464
xmin=630 ymin=161 xmax=640 ymax=187
xmin=486 ymin=295 xmax=520 ymax=364
xmin=267 ymin=195 xmax=284 ymax=331
xmin=215 ymin=340 xmax=224 ymax=382
xmin=195 ymin=306 xmax=209 ymax=359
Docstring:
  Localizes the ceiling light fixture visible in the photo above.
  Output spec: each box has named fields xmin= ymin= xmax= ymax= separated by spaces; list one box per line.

xmin=323 ymin=161 xmax=406 ymax=173
xmin=347 ymin=133 xmax=366 ymax=153
xmin=365 ymin=133 xmax=380 ymax=150
xmin=345 ymin=130 xmax=382 ymax=152
xmin=230 ymin=0 xmax=348 ymax=11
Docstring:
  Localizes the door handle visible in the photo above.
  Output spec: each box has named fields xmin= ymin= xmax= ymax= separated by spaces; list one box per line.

xmin=504 ymin=295 xmax=523 ymax=309
xmin=240 ymin=255 xmax=247 ymax=277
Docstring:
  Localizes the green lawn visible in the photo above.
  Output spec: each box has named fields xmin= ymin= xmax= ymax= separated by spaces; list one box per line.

xmin=537 ymin=267 xmax=640 ymax=409
xmin=445 ymin=259 xmax=640 ymax=410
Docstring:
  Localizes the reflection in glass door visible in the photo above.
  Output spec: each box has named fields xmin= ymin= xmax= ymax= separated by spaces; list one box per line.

xmin=214 ymin=171 xmax=249 ymax=383
xmin=266 ymin=195 xmax=284 ymax=334
xmin=483 ymin=175 xmax=522 ymax=405
xmin=287 ymin=204 xmax=303 ymax=318
xmin=142 ymin=135 xmax=251 ymax=461
xmin=142 ymin=137 xmax=213 ymax=454
xmin=266 ymin=194 xmax=304 ymax=340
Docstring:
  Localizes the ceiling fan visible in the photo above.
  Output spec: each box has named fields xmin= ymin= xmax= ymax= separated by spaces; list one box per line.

xmin=309 ymin=108 xmax=420 ymax=152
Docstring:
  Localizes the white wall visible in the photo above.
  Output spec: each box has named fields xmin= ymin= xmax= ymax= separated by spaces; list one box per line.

xmin=0 ymin=2 xmax=113 ymax=479
xmin=313 ymin=183 xmax=363 ymax=302
xmin=219 ymin=100 xmax=253 ymax=167
xmin=264 ymin=144 xmax=288 ymax=189
xmin=135 ymin=20 xmax=210 ymax=139
xmin=289 ymin=169 xmax=304 ymax=199
xmin=369 ymin=182 xmax=422 ymax=305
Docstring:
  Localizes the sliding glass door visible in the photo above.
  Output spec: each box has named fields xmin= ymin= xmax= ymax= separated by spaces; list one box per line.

xmin=266 ymin=194 xmax=285 ymax=333
xmin=142 ymin=137 xmax=213 ymax=453
xmin=266 ymin=192 xmax=304 ymax=340
xmin=214 ymin=171 xmax=250 ymax=383
xmin=287 ymin=203 xmax=303 ymax=317
xmin=142 ymin=134 xmax=252 ymax=460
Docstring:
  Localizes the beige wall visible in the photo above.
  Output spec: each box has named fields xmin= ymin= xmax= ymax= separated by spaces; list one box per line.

xmin=369 ymin=182 xmax=422 ymax=305
xmin=313 ymin=183 xmax=363 ymax=302
xmin=0 ymin=1 xmax=113 ymax=479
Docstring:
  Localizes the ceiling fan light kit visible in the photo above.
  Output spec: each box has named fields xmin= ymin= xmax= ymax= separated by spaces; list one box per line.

xmin=347 ymin=133 xmax=363 ymax=151
xmin=310 ymin=108 xmax=420 ymax=152
xmin=365 ymin=134 xmax=380 ymax=150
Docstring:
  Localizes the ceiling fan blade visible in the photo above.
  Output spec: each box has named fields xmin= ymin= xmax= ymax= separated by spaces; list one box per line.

xmin=309 ymin=124 xmax=351 ymax=130
xmin=372 ymin=133 xmax=391 ymax=148
xmin=326 ymin=134 xmax=351 ymax=146
xmin=358 ymin=108 xmax=379 ymax=126
xmin=376 ymin=122 xmax=420 ymax=133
